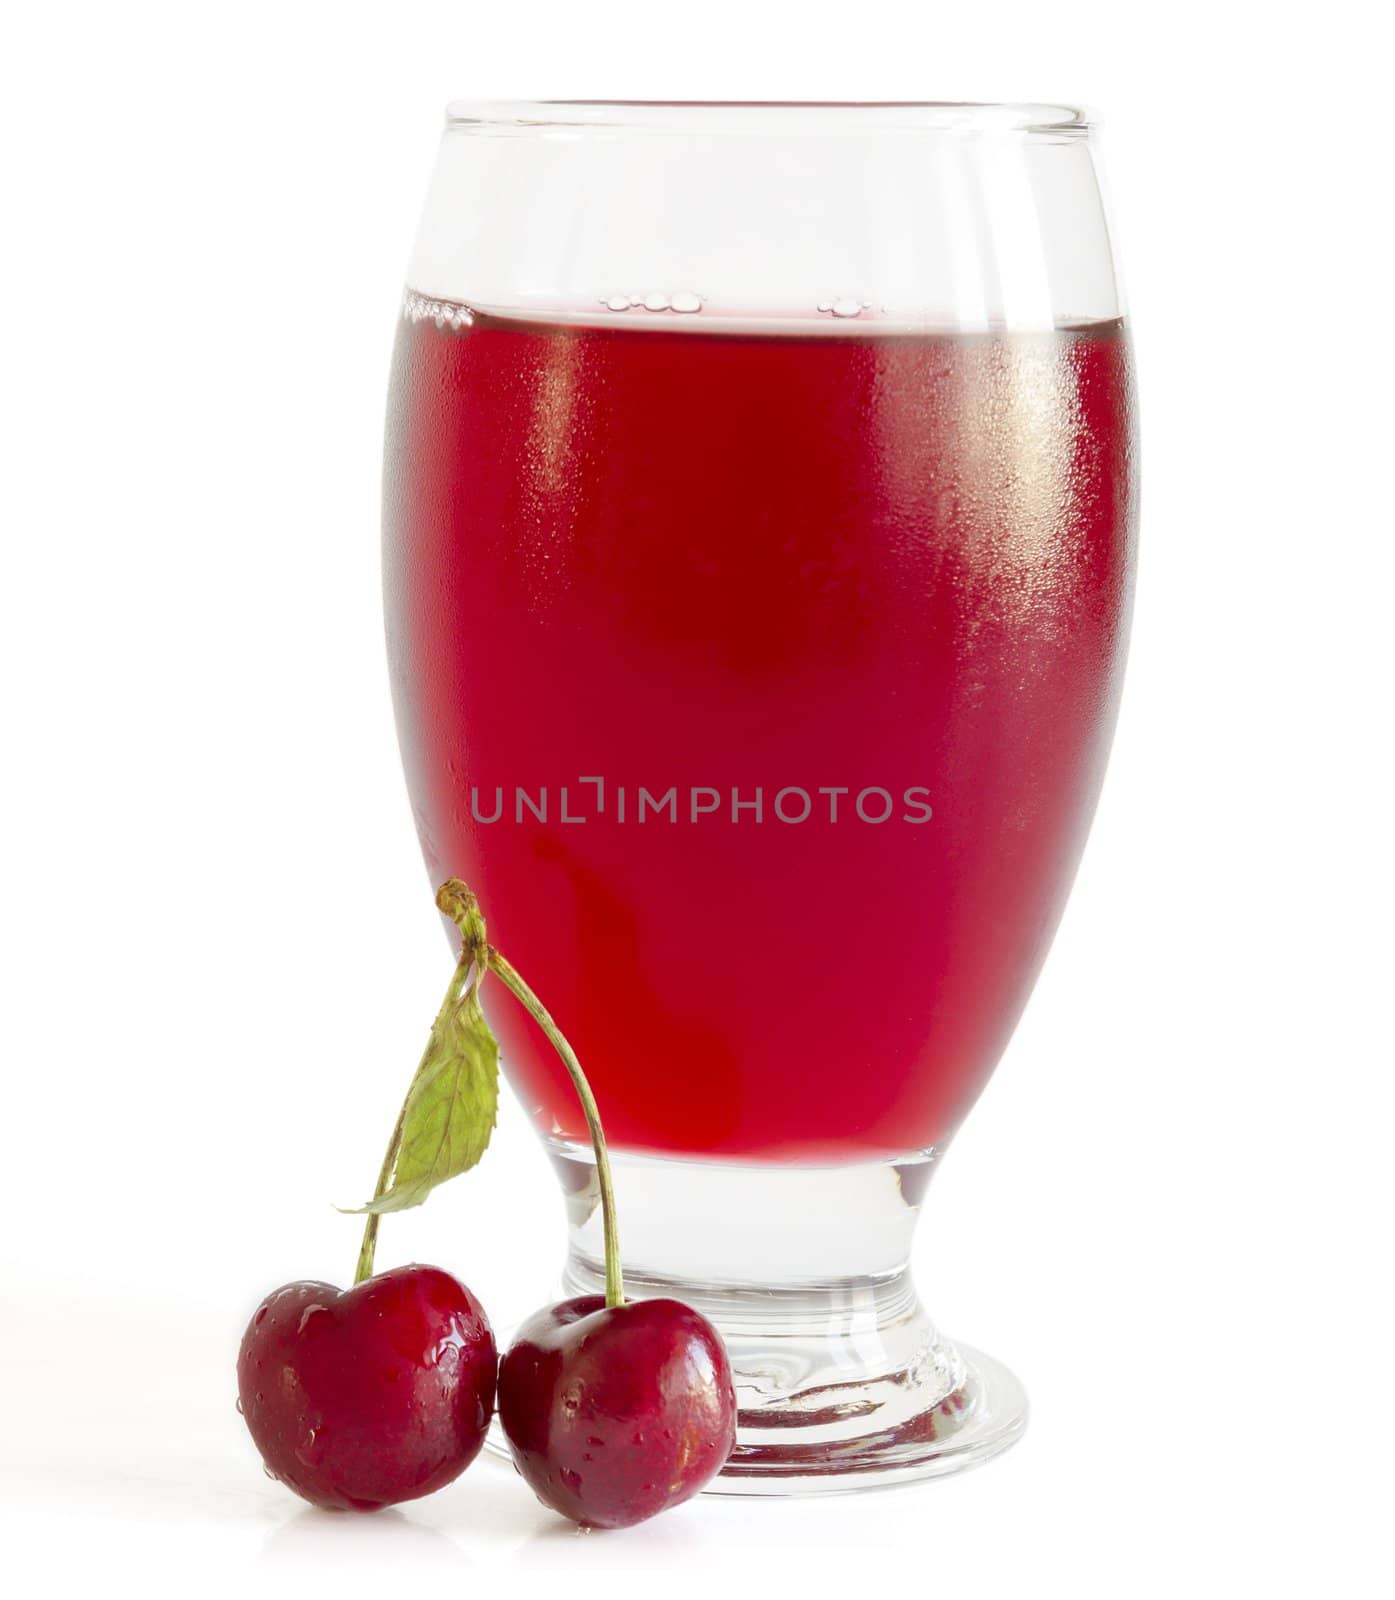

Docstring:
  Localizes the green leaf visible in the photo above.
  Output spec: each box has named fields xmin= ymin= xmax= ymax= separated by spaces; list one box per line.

xmin=352 ymin=984 xmax=499 ymax=1215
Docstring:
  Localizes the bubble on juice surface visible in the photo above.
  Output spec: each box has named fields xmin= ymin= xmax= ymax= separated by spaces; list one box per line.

xmin=600 ymin=290 xmax=703 ymax=316
xmin=402 ymin=291 xmax=474 ymax=331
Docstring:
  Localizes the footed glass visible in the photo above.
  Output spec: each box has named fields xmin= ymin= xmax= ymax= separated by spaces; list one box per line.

xmin=383 ymin=101 xmax=1136 ymax=1491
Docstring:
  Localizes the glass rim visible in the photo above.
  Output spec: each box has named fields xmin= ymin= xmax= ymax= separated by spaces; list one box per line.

xmin=443 ymin=99 xmax=1090 ymax=134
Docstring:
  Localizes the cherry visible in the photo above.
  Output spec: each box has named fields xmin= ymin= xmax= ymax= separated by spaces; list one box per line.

xmin=237 ymin=1263 xmax=496 ymax=1511
xmin=498 ymin=1293 xmax=737 ymax=1529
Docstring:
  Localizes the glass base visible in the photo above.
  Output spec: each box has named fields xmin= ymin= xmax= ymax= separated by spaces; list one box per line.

xmin=539 ymin=1142 xmax=1028 ymax=1495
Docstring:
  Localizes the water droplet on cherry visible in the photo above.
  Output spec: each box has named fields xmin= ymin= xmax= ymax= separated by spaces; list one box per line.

xmin=297 ymin=1304 xmax=328 ymax=1335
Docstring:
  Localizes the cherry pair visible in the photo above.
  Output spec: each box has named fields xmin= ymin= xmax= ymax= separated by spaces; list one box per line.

xmin=237 ymin=1266 xmax=735 ymax=1529
xmin=237 ymin=877 xmax=736 ymax=1529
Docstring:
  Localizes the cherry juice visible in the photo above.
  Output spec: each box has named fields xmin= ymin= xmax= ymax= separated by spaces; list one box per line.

xmin=384 ymin=306 xmax=1135 ymax=1162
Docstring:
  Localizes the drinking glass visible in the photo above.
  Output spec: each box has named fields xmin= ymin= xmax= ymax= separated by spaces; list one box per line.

xmin=383 ymin=100 xmax=1136 ymax=1491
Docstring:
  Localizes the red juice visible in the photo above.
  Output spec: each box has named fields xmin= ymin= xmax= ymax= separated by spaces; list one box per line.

xmin=383 ymin=307 xmax=1135 ymax=1163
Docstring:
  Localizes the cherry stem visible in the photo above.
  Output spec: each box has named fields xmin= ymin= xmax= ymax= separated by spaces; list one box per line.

xmin=353 ymin=955 xmax=474 ymax=1285
xmin=485 ymin=948 xmax=625 ymax=1309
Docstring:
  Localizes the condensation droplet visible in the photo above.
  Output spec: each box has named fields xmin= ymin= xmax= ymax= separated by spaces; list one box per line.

xmin=642 ymin=292 xmax=670 ymax=312
xmin=831 ymin=297 xmax=863 ymax=319
xmin=603 ymin=294 xmax=631 ymax=312
xmin=235 ymin=1396 xmax=244 ymax=1415
xmin=263 ymin=1463 xmax=279 ymax=1482
xmin=817 ymin=300 xmax=834 ymax=313
xmin=670 ymin=291 xmax=702 ymax=314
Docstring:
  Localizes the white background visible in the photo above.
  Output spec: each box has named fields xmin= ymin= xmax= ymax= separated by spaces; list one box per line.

xmin=2 ymin=1 xmax=1391 ymax=1594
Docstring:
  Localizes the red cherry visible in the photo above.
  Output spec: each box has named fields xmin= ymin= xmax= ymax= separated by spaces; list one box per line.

xmin=236 ymin=1263 xmax=496 ymax=1511
xmin=497 ymin=1295 xmax=736 ymax=1529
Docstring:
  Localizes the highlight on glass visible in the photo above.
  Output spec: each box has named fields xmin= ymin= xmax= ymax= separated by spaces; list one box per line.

xmin=383 ymin=100 xmax=1137 ymax=1491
